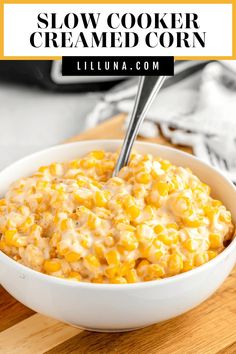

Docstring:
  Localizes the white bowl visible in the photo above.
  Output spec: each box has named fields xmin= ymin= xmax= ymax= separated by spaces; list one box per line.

xmin=0 ymin=140 xmax=236 ymax=332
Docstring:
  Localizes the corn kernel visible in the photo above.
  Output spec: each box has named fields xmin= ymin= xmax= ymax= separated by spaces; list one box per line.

xmin=44 ymin=259 xmax=61 ymax=273
xmin=69 ymin=160 xmax=80 ymax=169
xmin=74 ymin=192 xmax=93 ymax=209
xmin=135 ymin=172 xmax=151 ymax=184
xmin=126 ymin=269 xmax=138 ymax=283
xmin=94 ymin=190 xmax=108 ymax=207
xmin=120 ymin=231 xmax=138 ymax=251
xmin=20 ymin=216 xmax=33 ymax=232
xmin=169 ymin=177 xmax=180 ymax=192
xmin=166 ymin=223 xmax=179 ymax=230
xmin=111 ymin=276 xmax=127 ymax=284
xmin=0 ymin=239 xmax=6 ymax=250
xmin=184 ymin=239 xmax=199 ymax=252
xmin=108 ymin=177 xmax=124 ymax=187
xmin=49 ymin=163 xmax=62 ymax=176
xmin=4 ymin=229 xmax=22 ymax=247
xmin=212 ymin=200 xmax=222 ymax=207
xmin=60 ymin=219 xmax=69 ymax=232
xmin=160 ymin=160 xmax=171 ymax=171
xmin=18 ymin=205 xmax=30 ymax=216
xmin=207 ymin=250 xmax=218 ymax=260
xmin=102 ymin=160 xmax=115 ymax=172
xmin=133 ymin=185 xmax=146 ymax=199
xmin=183 ymin=217 xmax=203 ymax=228
xmin=69 ymin=271 xmax=82 ymax=281
xmin=76 ymin=179 xmax=87 ymax=188
xmin=194 ymin=252 xmax=208 ymax=266
xmin=182 ymin=259 xmax=194 ymax=272
xmin=57 ymin=243 xmax=69 ymax=256
xmin=92 ymin=275 xmax=104 ymax=283
xmin=168 ymin=254 xmax=183 ymax=275
xmin=116 ymin=223 xmax=136 ymax=232
xmin=105 ymin=249 xmax=120 ymax=266
xmin=154 ymin=224 xmax=165 ymax=234
xmin=143 ymin=205 xmax=155 ymax=221
xmin=81 ymin=235 xmax=91 ymax=249
xmin=36 ymin=180 xmax=49 ymax=189
xmin=139 ymin=244 xmax=152 ymax=258
xmin=158 ymin=234 xmax=172 ymax=246
xmin=153 ymin=249 xmax=164 ymax=261
xmin=120 ymin=260 xmax=135 ymax=276
xmin=136 ymin=259 xmax=149 ymax=276
xmin=148 ymin=264 xmax=165 ymax=278
xmin=87 ymin=214 xmax=100 ymax=229
xmin=90 ymin=179 xmax=102 ymax=188
xmin=94 ymin=242 xmax=105 ymax=260
xmin=203 ymin=206 xmax=216 ymax=219
xmin=80 ymin=158 xmax=96 ymax=169
xmin=84 ymin=254 xmax=100 ymax=269
xmin=122 ymin=194 xmax=132 ymax=206
xmin=65 ymin=251 xmax=81 ymax=263
xmin=104 ymin=235 xmax=115 ymax=247
xmin=49 ymin=232 xmax=60 ymax=248
xmin=136 ymin=224 xmax=153 ymax=243
xmin=145 ymin=193 xmax=161 ymax=207
xmin=126 ymin=205 xmax=140 ymax=220
xmin=155 ymin=181 xmax=169 ymax=196
xmin=219 ymin=212 xmax=232 ymax=223
xmin=173 ymin=196 xmax=192 ymax=216
xmin=105 ymin=265 xmax=119 ymax=278
xmin=89 ymin=150 xmax=105 ymax=160
xmin=209 ymin=233 xmax=222 ymax=249
xmin=201 ymin=183 xmax=211 ymax=195
xmin=0 ymin=199 xmax=6 ymax=206
xmin=38 ymin=166 xmax=48 ymax=173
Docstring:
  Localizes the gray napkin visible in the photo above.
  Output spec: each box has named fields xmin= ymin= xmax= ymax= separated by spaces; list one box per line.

xmin=84 ymin=60 xmax=236 ymax=182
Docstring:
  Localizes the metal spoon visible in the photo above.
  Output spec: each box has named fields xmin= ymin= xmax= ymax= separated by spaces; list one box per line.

xmin=113 ymin=75 xmax=166 ymax=176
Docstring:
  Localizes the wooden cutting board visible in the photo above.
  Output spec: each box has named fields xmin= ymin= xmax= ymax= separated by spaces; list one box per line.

xmin=0 ymin=114 xmax=236 ymax=354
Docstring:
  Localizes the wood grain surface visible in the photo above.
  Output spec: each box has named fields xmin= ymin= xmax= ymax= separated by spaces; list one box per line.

xmin=0 ymin=114 xmax=236 ymax=354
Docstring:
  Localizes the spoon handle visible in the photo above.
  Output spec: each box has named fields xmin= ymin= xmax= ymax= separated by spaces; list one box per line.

xmin=113 ymin=75 xmax=166 ymax=176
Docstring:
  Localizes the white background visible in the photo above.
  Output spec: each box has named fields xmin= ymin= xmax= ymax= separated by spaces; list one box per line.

xmin=4 ymin=4 xmax=233 ymax=57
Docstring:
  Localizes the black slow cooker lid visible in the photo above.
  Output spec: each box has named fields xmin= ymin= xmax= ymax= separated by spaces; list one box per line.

xmin=0 ymin=60 xmax=126 ymax=92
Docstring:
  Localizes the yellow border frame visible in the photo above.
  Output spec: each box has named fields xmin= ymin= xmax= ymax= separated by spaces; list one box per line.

xmin=0 ymin=2 xmax=3 ymax=58
xmin=0 ymin=0 xmax=235 ymax=60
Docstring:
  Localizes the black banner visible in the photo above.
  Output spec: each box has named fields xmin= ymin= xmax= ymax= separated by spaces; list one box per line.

xmin=62 ymin=56 xmax=174 ymax=76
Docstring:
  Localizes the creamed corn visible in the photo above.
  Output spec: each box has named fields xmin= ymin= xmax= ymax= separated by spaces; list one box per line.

xmin=0 ymin=150 xmax=234 ymax=284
